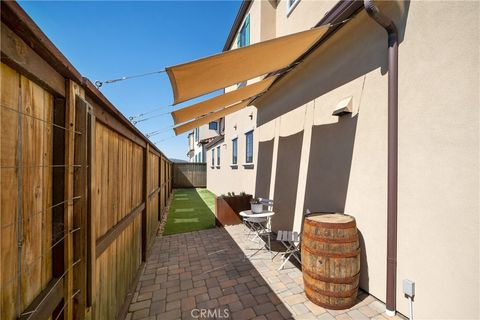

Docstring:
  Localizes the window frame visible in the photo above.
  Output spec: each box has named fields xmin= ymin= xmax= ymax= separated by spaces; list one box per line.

xmin=211 ymin=148 xmax=215 ymax=167
xmin=236 ymin=15 xmax=250 ymax=88
xmin=217 ymin=145 xmax=221 ymax=167
xmin=286 ymin=0 xmax=301 ymax=17
xmin=232 ymin=138 xmax=238 ymax=165
xmin=209 ymin=121 xmax=218 ymax=131
xmin=245 ymin=130 xmax=254 ymax=164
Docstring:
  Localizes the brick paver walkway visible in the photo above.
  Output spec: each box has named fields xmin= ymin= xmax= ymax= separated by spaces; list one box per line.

xmin=126 ymin=225 xmax=405 ymax=320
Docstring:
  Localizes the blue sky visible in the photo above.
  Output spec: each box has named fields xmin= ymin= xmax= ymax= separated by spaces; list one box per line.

xmin=19 ymin=0 xmax=241 ymax=160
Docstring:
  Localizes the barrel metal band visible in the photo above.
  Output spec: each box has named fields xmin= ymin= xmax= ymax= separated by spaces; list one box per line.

xmin=302 ymin=232 xmax=359 ymax=244
xmin=303 ymin=268 xmax=360 ymax=284
xmin=302 ymin=245 xmax=360 ymax=258
xmin=305 ymin=218 xmax=357 ymax=229
xmin=304 ymin=291 xmax=356 ymax=310
xmin=304 ymin=281 xmax=359 ymax=298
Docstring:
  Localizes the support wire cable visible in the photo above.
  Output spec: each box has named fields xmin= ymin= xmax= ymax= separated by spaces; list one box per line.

xmin=130 ymin=110 xmax=172 ymax=125
xmin=95 ymin=69 xmax=166 ymax=88
xmin=145 ymin=126 xmax=174 ymax=138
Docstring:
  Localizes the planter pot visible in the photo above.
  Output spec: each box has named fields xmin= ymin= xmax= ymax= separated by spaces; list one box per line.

xmin=251 ymin=203 xmax=263 ymax=214
xmin=215 ymin=195 xmax=252 ymax=227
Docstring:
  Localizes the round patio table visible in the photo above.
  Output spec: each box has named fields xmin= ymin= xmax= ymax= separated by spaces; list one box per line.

xmin=240 ymin=210 xmax=275 ymax=258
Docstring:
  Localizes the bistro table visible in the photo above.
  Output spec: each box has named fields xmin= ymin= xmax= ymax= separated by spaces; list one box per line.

xmin=239 ymin=210 xmax=275 ymax=259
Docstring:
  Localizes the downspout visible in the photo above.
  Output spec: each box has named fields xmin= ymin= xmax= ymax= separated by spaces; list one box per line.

xmin=363 ymin=0 xmax=398 ymax=316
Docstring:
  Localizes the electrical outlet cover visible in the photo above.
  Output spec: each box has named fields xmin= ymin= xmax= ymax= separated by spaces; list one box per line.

xmin=403 ymin=279 xmax=415 ymax=297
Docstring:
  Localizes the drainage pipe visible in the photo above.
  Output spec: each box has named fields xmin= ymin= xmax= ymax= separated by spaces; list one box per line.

xmin=363 ymin=0 xmax=398 ymax=316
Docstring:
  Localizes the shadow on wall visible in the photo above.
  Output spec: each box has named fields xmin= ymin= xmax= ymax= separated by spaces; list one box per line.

xmin=271 ymin=131 xmax=304 ymax=231
xmin=254 ymin=139 xmax=275 ymax=198
xmin=256 ymin=1 xmax=410 ymax=126
xmin=303 ymin=115 xmax=358 ymax=213
xmin=358 ymin=229 xmax=370 ymax=292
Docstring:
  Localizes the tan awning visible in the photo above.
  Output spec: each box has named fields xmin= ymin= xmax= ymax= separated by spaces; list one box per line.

xmin=166 ymin=25 xmax=330 ymax=104
xmin=174 ymin=100 xmax=251 ymax=135
xmin=171 ymin=76 xmax=276 ymax=125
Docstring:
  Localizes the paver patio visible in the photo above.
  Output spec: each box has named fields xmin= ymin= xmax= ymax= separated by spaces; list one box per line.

xmin=126 ymin=225 xmax=406 ymax=320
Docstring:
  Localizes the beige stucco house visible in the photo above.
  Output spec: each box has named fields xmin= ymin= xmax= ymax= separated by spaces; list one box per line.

xmin=187 ymin=122 xmax=223 ymax=162
xmin=204 ymin=0 xmax=479 ymax=318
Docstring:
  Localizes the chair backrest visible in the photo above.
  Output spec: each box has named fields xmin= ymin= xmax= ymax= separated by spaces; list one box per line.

xmin=299 ymin=208 xmax=313 ymax=238
xmin=259 ymin=198 xmax=274 ymax=211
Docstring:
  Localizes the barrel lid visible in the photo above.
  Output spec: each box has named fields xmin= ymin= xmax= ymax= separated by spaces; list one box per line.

xmin=306 ymin=213 xmax=355 ymax=224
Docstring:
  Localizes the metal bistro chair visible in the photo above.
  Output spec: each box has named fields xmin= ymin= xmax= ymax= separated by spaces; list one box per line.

xmin=275 ymin=209 xmax=312 ymax=270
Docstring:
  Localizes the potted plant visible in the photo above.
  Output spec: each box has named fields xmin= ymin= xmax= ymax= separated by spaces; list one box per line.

xmin=250 ymin=198 xmax=263 ymax=214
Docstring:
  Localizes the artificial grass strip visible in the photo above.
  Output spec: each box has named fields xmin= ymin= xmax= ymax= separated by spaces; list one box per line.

xmin=163 ymin=188 xmax=216 ymax=235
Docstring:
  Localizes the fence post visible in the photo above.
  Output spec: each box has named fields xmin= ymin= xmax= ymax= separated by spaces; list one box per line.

xmin=87 ymin=111 xmax=96 ymax=313
xmin=72 ymin=95 xmax=88 ymax=319
xmin=63 ymin=80 xmax=78 ymax=320
xmin=142 ymin=144 xmax=149 ymax=261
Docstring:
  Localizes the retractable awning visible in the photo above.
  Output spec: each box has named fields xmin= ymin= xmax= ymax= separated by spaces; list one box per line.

xmin=173 ymin=100 xmax=251 ymax=135
xmin=166 ymin=25 xmax=330 ymax=105
xmin=171 ymin=76 xmax=276 ymax=125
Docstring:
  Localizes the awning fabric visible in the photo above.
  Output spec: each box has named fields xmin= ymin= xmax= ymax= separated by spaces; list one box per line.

xmin=166 ymin=25 xmax=330 ymax=104
xmin=171 ymin=76 xmax=277 ymax=125
xmin=174 ymin=100 xmax=251 ymax=135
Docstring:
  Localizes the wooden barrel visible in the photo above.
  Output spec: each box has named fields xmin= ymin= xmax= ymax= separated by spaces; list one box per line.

xmin=301 ymin=213 xmax=360 ymax=310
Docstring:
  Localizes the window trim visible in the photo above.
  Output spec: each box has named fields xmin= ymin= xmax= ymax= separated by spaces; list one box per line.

xmin=209 ymin=121 xmax=218 ymax=131
xmin=211 ymin=148 xmax=215 ymax=168
xmin=286 ymin=0 xmax=301 ymax=17
xmin=232 ymin=138 xmax=238 ymax=165
xmin=194 ymin=127 xmax=199 ymax=142
xmin=216 ymin=145 xmax=221 ymax=167
xmin=245 ymin=130 xmax=254 ymax=164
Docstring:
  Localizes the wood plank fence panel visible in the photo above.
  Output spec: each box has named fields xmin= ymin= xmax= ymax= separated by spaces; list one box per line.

xmin=1 ymin=63 xmax=55 ymax=319
xmin=93 ymin=122 xmax=145 ymax=320
xmin=1 ymin=9 xmax=175 ymax=319
xmin=172 ymin=163 xmax=207 ymax=188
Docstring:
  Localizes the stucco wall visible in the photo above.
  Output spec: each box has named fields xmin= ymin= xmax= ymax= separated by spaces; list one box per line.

xmin=252 ymin=1 xmax=479 ymax=318
xmin=208 ymin=0 xmax=275 ymax=197
xmin=206 ymin=106 xmax=258 ymax=196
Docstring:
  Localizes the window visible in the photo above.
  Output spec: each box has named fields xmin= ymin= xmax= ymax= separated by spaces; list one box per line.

xmin=286 ymin=0 xmax=300 ymax=16
xmin=219 ymin=118 xmax=225 ymax=134
xmin=217 ymin=146 xmax=221 ymax=166
xmin=194 ymin=127 xmax=199 ymax=142
xmin=232 ymin=138 xmax=238 ymax=165
xmin=245 ymin=131 xmax=253 ymax=163
xmin=211 ymin=149 xmax=215 ymax=167
xmin=237 ymin=14 xmax=250 ymax=48
xmin=209 ymin=121 xmax=218 ymax=131
xmin=237 ymin=15 xmax=250 ymax=88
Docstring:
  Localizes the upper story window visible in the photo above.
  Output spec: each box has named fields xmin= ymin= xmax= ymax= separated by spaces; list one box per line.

xmin=245 ymin=130 xmax=253 ymax=164
xmin=219 ymin=118 xmax=225 ymax=134
xmin=194 ymin=127 xmax=199 ymax=142
xmin=286 ymin=0 xmax=300 ymax=16
xmin=237 ymin=14 xmax=250 ymax=48
xmin=237 ymin=15 xmax=250 ymax=88
xmin=211 ymin=148 xmax=215 ymax=167
xmin=217 ymin=146 xmax=221 ymax=166
xmin=209 ymin=121 xmax=218 ymax=131
xmin=232 ymin=138 xmax=238 ymax=165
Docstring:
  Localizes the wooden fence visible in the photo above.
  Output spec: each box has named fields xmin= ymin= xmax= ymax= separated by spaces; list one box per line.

xmin=0 ymin=2 xmax=173 ymax=319
xmin=172 ymin=163 xmax=207 ymax=188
